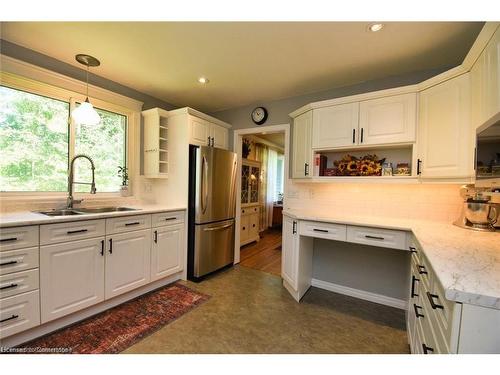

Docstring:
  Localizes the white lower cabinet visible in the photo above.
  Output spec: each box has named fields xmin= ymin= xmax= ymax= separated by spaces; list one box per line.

xmin=281 ymin=216 xmax=298 ymax=289
xmin=0 ymin=290 xmax=40 ymax=339
xmin=151 ymin=224 xmax=184 ymax=281
xmin=105 ymin=229 xmax=152 ymax=299
xmin=40 ymin=237 xmax=105 ymax=323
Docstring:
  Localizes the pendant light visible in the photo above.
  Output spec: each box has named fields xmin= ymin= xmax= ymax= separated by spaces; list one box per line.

xmin=72 ymin=54 xmax=101 ymax=126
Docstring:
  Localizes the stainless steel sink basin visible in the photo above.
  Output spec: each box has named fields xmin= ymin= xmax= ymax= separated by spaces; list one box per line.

xmin=37 ymin=209 xmax=83 ymax=216
xmin=72 ymin=207 xmax=139 ymax=214
xmin=36 ymin=207 xmax=139 ymax=216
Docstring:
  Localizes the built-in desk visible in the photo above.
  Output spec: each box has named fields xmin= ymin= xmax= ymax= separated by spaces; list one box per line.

xmin=281 ymin=209 xmax=500 ymax=354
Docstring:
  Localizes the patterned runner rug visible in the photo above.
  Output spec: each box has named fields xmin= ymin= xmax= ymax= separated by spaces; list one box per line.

xmin=16 ymin=283 xmax=209 ymax=354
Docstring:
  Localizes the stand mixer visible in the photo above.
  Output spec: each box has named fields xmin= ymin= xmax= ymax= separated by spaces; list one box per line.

xmin=454 ymin=185 xmax=500 ymax=232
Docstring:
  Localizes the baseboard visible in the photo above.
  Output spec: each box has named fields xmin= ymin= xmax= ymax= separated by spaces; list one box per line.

xmin=1 ymin=272 xmax=183 ymax=348
xmin=311 ymin=278 xmax=407 ymax=310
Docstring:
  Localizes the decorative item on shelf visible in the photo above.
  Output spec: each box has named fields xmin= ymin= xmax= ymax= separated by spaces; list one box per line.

xmin=315 ymin=154 xmax=328 ymax=176
xmin=242 ymin=138 xmax=252 ymax=159
xmin=332 ymin=154 xmax=384 ymax=176
xmin=394 ymin=162 xmax=411 ymax=176
xmin=118 ymin=166 xmax=130 ymax=197
xmin=382 ymin=162 xmax=393 ymax=176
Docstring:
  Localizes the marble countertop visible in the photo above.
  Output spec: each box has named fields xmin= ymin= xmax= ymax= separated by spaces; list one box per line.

xmin=0 ymin=204 xmax=186 ymax=228
xmin=283 ymin=209 xmax=500 ymax=310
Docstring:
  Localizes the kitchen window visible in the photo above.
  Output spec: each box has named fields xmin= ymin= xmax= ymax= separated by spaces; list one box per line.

xmin=0 ymin=85 xmax=128 ymax=193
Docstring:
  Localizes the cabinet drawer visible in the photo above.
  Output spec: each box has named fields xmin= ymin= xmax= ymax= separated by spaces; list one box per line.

xmin=240 ymin=215 xmax=250 ymax=243
xmin=0 ymin=226 xmax=38 ymax=252
xmin=417 ymin=310 xmax=440 ymax=354
xmin=241 ymin=206 xmax=259 ymax=216
xmin=299 ymin=221 xmax=347 ymax=241
xmin=40 ymin=219 xmax=105 ymax=245
xmin=106 ymin=215 xmax=151 ymax=234
xmin=346 ymin=225 xmax=407 ymax=250
xmin=152 ymin=211 xmax=184 ymax=227
xmin=413 ymin=251 xmax=433 ymax=293
xmin=0 ymin=269 xmax=39 ymax=299
xmin=0 ymin=290 xmax=40 ymax=339
xmin=0 ymin=247 xmax=39 ymax=276
xmin=408 ymin=236 xmax=421 ymax=263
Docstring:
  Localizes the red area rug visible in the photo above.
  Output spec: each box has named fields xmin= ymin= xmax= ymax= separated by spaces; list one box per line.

xmin=18 ymin=283 xmax=209 ymax=354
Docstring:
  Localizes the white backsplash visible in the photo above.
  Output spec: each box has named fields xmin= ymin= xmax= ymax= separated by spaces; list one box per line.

xmin=285 ymin=182 xmax=463 ymax=223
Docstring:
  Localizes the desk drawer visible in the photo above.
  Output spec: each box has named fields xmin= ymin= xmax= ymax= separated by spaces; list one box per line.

xmin=0 ymin=247 xmax=39 ymax=276
xmin=299 ymin=221 xmax=346 ymax=241
xmin=41 ymin=219 xmax=105 ymax=245
xmin=152 ymin=211 xmax=184 ymax=227
xmin=0 ymin=269 xmax=39 ymax=299
xmin=0 ymin=290 xmax=40 ymax=339
xmin=106 ymin=214 xmax=151 ymax=234
xmin=346 ymin=225 xmax=407 ymax=250
xmin=0 ymin=226 xmax=38 ymax=252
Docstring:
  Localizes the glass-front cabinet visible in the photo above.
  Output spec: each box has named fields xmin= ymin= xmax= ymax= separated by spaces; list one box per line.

xmin=241 ymin=159 xmax=261 ymax=205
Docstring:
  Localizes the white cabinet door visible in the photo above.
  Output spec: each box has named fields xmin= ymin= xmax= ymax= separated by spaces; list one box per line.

xmin=418 ymin=73 xmax=473 ymax=178
xmin=292 ymin=111 xmax=313 ymax=178
xmin=40 ymin=237 xmax=105 ymax=323
xmin=281 ymin=216 xmax=298 ymax=289
xmin=483 ymin=27 xmax=500 ymax=123
xmin=105 ymin=229 xmax=151 ymax=299
xmin=210 ymin=124 xmax=228 ymax=149
xmin=359 ymin=93 xmax=417 ymax=145
xmin=189 ymin=116 xmax=211 ymax=147
xmin=151 ymin=224 xmax=184 ymax=281
xmin=312 ymin=103 xmax=359 ymax=148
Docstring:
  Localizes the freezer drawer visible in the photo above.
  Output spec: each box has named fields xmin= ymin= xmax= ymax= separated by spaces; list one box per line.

xmin=193 ymin=219 xmax=234 ymax=278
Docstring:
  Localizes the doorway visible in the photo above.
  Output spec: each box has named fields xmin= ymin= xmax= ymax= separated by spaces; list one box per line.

xmin=233 ymin=124 xmax=290 ymax=277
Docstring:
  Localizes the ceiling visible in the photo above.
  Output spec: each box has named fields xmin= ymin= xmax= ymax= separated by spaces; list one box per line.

xmin=255 ymin=133 xmax=285 ymax=149
xmin=0 ymin=22 xmax=484 ymax=112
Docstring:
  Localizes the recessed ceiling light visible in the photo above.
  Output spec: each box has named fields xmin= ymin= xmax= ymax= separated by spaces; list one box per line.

xmin=198 ymin=77 xmax=209 ymax=84
xmin=368 ymin=23 xmax=384 ymax=32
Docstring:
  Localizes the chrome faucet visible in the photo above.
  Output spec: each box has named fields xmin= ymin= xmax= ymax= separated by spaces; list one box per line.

xmin=67 ymin=154 xmax=97 ymax=209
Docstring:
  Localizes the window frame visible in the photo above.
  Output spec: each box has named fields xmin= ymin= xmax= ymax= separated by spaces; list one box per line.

xmin=0 ymin=56 xmax=142 ymax=200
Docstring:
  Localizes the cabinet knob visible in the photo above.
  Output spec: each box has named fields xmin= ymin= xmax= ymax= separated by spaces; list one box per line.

xmin=243 ymin=226 xmax=246 ymax=230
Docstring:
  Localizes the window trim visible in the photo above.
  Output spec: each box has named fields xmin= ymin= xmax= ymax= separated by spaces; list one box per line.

xmin=0 ymin=55 xmax=142 ymax=200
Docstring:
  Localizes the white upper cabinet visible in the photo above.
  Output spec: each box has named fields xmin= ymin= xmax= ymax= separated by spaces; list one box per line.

xmin=210 ymin=122 xmax=228 ymax=149
xmin=359 ymin=93 xmax=417 ymax=145
xmin=418 ymin=73 xmax=472 ymax=178
xmin=292 ymin=110 xmax=313 ymax=178
xmin=308 ymin=93 xmax=416 ymax=151
xmin=312 ymin=103 xmax=359 ymax=149
xmin=189 ymin=116 xmax=229 ymax=149
xmin=471 ymin=26 xmax=500 ymax=128
xmin=189 ymin=116 xmax=211 ymax=147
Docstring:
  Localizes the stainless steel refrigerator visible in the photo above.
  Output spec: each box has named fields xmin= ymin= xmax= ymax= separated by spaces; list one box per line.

xmin=187 ymin=145 xmax=237 ymax=281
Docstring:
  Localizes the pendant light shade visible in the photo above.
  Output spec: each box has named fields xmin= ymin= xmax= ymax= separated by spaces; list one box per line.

xmin=72 ymin=54 xmax=101 ymax=126
xmin=72 ymin=98 xmax=101 ymax=126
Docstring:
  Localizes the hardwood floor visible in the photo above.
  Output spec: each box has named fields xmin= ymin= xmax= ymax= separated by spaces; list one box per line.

xmin=239 ymin=227 xmax=282 ymax=276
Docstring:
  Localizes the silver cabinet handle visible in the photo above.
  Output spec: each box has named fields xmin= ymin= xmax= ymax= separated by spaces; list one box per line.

xmin=203 ymin=223 xmax=233 ymax=231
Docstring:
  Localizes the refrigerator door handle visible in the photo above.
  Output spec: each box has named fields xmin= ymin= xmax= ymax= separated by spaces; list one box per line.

xmin=203 ymin=223 xmax=233 ymax=232
xmin=201 ymin=155 xmax=208 ymax=214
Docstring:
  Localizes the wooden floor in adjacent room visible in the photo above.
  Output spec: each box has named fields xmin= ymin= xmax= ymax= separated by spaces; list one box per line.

xmin=239 ymin=227 xmax=282 ymax=276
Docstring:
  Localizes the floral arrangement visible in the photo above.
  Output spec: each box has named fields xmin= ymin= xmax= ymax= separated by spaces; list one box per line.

xmin=242 ymin=138 xmax=252 ymax=158
xmin=331 ymin=154 xmax=385 ymax=176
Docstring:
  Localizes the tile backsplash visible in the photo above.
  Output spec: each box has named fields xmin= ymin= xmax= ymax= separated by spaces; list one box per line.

xmin=285 ymin=182 xmax=463 ymax=223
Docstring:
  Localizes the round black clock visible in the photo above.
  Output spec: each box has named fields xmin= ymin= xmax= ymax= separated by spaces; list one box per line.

xmin=251 ymin=107 xmax=268 ymax=125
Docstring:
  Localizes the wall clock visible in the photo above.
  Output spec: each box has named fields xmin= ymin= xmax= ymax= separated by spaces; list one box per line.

xmin=251 ymin=107 xmax=268 ymax=125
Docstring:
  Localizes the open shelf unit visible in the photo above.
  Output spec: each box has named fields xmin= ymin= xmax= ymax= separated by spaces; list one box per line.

xmin=312 ymin=143 xmax=417 ymax=181
xmin=142 ymin=108 xmax=169 ymax=178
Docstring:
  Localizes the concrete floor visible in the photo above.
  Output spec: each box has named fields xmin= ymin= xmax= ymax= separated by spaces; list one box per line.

xmin=124 ymin=266 xmax=409 ymax=354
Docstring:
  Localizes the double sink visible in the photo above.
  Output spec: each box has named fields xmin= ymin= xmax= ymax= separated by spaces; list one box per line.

xmin=37 ymin=207 xmax=139 ymax=217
